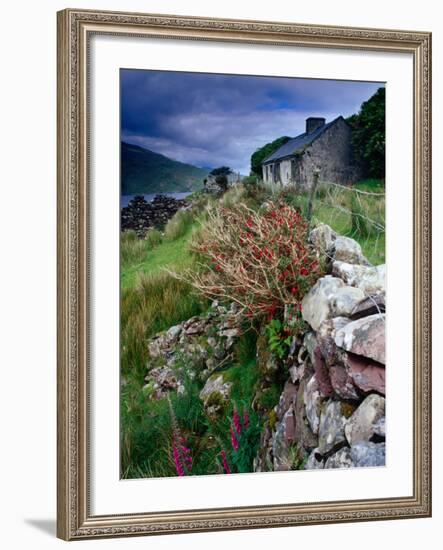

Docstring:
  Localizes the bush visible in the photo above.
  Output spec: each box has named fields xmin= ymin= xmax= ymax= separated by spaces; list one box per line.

xmin=177 ymin=201 xmax=323 ymax=320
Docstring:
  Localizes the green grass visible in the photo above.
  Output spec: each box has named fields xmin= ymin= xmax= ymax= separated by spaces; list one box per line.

xmin=277 ymin=179 xmax=385 ymax=265
xmin=121 ymin=228 xmax=195 ymax=290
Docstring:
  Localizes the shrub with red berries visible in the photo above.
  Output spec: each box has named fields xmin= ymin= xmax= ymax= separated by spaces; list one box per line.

xmin=180 ymin=201 xmax=323 ymax=320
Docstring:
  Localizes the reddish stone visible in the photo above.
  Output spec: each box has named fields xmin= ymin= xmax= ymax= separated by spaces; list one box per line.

xmin=329 ymin=364 xmax=360 ymax=400
xmin=313 ymin=346 xmax=334 ymax=397
xmin=346 ymin=353 xmax=385 ymax=395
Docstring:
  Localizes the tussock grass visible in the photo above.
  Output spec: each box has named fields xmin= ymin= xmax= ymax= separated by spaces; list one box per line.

xmin=164 ymin=208 xmax=194 ymax=241
xmin=121 ymin=272 xmax=206 ymax=380
xmin=121 ymin=230 xmax=147 ymax=268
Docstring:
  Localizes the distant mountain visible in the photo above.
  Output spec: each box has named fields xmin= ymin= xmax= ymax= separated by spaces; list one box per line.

xmin=121 ymin=142 xmax=209 ymax=195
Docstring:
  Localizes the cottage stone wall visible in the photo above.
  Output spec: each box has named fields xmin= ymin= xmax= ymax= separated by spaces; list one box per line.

xmin=262 ymin=118 xmax=361 ymax=189
xmin=298 ymin=117 xmax=360 ymax=189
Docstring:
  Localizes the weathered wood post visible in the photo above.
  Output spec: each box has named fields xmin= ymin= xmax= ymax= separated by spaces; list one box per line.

xmin=306 ymin=169 xmax=320 ymax=223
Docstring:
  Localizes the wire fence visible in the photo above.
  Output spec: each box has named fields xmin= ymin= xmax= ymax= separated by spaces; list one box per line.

xmin=262 ymin=175 xmax=385 ymax=264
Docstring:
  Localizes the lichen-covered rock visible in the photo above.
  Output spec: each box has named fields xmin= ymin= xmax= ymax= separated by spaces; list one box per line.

xmin=304 ymin=375 xmax=324 ymax=435
xmin=335 ymin=314 xmax=385 ymax=364
xmin=303 ymin=331 xmax=318 ymax=364
xmin=143 ymin=366 xmax=185 ymax=399
xmin=324 ymin=446 xmax=355 ymax=469
xmin=350 ymin=442 xmax=385 ymax=467
xmin=331 ymin=286 xmax=366 ymax=317
xmin=302 ymin=276 xmax=345 ymax=331
xmin=332 ymin=261 xmax=386 ymax=295
xmin=345 ymin=394 xmax=385 ymax=445
xmin=309 ymin=223 xmax=337 ymax=256
xmin=199 ymin=373 xmax=232 ymax=415
xmin=333 ymin=235 xmax=371 ymax=266
xmin=318 ymin=400 xmax=348 ymax=454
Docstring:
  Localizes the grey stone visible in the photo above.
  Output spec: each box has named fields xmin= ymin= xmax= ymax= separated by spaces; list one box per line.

xmin=302 ymin=276 xmax=345 ymax=331
xmin=166 ymin=325 xmax=182 ymax=343
xmin=304 ymin=375 xmax=324 ymax=435
xmin=345 ymin=394 xmax=385 ymax=445
xmin=324 ymin=446 xmax=355 ymax=469
xmin=350 ymin=442 xmax=385 ymax=467
xmin=199 ymin=374 xmax=232 ymax=414
xmin=331 ymin=286 xmax=366 ymax=317
xmin=335 ymin=314 xmax=385 ymax=364
xmin=305 ymin=448 xmax=325 ymax=470
xmin=273 ymin=409 xmax=296 ymax=471
xmin=318 ymin=400 xmax=347 ymax=454
xmin=373 ymin=416 xmax=386 ymax=438
xmin=309 ymin=223 xmax=337 ymax=256
xmin=333 ymin=235 xmax=371 ymax=266
xmin=332 ymin=261 xmax=386 ymax=295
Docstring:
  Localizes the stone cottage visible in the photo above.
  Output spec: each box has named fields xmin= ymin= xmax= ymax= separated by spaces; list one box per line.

xmin=262 ymin=116 xmax=360 ymax=189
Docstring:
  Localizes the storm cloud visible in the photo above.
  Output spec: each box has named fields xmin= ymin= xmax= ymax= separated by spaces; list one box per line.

xmin=121 ymin=69 xmax=383 ymax=175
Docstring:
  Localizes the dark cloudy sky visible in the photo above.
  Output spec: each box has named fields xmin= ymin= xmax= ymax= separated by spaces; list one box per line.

xmin=121 ymin=69 xmax=383 ymax=175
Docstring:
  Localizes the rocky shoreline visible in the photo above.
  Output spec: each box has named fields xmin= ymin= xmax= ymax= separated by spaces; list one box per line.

xmin=121 ymin=194 xmax=188 ymax=236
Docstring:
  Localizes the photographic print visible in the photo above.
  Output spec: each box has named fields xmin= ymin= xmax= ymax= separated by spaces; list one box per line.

xmin=120 ymin=70 xmax=386 ymax=479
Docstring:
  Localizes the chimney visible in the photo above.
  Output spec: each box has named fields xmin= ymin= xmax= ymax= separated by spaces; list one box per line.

xmin=306 ymin=117 xmax=326 ymax=134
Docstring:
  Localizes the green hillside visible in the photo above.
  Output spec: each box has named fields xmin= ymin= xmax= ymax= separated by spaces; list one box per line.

xmin=121 ymin=142 xmax=208 ymax=195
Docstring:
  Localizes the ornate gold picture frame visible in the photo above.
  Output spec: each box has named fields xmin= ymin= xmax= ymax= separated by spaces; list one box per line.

xmin=57 ymin=8 xmax=431 ymax=540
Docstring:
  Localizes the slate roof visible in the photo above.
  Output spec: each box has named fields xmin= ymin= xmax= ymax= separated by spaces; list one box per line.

xmin=262 ymin=116 xmax=342 ymax=164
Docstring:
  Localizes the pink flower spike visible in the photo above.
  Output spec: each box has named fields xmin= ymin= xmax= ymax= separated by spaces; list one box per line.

xmin=173 ymin=445 xmax=185 ymax=476
xmin=233 ymin=409 xmax=242 ymax=435
xmin=221 ymin=450 xmax=231 ymax=474
xmin=243 ymin=412 xmax=250 ymax=430
xmin=230 ymin=426 xmax=239 ymax=451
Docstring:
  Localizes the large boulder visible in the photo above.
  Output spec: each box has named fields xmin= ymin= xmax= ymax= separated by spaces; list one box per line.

xmin=333 ymin=235 xmax=371 ymax=266
xmin=302 ymin=276 xmax=345 ymax=331
xmin=335 ymin=314 xmax=385 ymax=364
xmin=332 ymin=261 xmax=386 ymax=295
xmin=345 ymin=394 xmax=385 ymax=445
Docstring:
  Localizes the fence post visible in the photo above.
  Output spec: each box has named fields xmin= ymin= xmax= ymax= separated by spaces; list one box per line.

xmin=306 ymin=169 xmax=320 ymax=223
